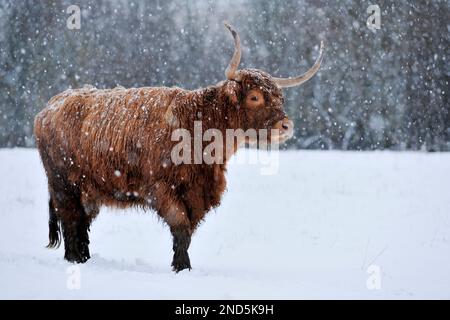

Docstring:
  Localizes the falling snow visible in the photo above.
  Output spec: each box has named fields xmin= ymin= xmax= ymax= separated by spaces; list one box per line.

xmin=0 ymin=1 xmax=449 ymax=150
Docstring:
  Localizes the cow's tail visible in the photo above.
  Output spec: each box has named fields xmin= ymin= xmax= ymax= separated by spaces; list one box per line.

xmin=47 ymin=198 xmax=61 ymax=249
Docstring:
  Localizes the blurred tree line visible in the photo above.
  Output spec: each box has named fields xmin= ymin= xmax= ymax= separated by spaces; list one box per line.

xmin=0 ymin=0 xmax=449 ymax=150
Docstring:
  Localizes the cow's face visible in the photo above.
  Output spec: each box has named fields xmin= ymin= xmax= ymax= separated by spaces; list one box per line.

xmin=238 ymin=69 xmax=293 ymax=144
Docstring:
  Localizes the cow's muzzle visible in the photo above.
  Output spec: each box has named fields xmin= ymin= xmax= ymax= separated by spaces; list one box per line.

xmin=271 ymin=118 xmax=294 ymax=143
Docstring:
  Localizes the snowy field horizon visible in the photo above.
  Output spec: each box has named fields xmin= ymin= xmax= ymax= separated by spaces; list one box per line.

xmin=1 ymin=148 xmax=449 ymax=299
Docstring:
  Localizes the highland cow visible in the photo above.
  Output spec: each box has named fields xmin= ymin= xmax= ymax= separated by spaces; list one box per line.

xmin=34 ymin=23 xmax=324 ymax=272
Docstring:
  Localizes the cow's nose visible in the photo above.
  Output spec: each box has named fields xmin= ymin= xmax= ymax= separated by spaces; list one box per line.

xmin=274 ymin=118 xmax=294 ymax=140
xmin=281 ymin=119 xmax=293 ymax=132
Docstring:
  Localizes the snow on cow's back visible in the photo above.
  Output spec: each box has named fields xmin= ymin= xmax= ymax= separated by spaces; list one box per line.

xmin=39 ymin=85 xmax=180 ymax=117
xmin=34 ymin=85 xmax=181 ymax=141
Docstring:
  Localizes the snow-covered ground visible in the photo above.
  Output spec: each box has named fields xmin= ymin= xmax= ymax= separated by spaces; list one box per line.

xmin=0 ymin=148 xmax=449 ymax=299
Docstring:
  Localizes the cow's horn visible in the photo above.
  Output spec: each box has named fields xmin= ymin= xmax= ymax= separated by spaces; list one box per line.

xmin=224 ymin=22 xmax=242 ymax=81
xmin=273 ymin=41 xmax=324 ymax=88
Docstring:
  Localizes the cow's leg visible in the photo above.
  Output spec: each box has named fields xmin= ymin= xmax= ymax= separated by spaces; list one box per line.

xmin=170 ymin=225 xmax=192 ymax=272
xmin=153 ymin=183 xmax=192 ymax=272
xmin=49 ymin=182 xmax=91 ymax=264
xmin=183 ymin=184 xmax=208 ymax=231
xmin=61 ymin=205 xmax=90 ymax=264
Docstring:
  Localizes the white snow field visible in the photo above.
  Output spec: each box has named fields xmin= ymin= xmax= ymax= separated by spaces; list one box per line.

xmin=0 ymin=148 xmax=450 ymax=299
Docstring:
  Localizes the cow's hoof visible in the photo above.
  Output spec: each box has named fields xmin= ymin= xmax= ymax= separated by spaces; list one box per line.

xmin=171 ymin=254 xmax=191 ymax=273
xmin=78 ymin=242 xmax=90 ymax=262
xmin=65 ymin=249 xmax=90 ymax=264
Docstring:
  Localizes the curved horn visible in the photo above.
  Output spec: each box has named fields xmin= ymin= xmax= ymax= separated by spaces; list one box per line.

xmin=273 ymin=41 xmax=324 ymax=88
xmin=224 ymin=22 xmax=242 ymax=81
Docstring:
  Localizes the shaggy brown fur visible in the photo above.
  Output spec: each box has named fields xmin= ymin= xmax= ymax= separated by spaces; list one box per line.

xmin=34 ymin=67 xmax=292 ymax=271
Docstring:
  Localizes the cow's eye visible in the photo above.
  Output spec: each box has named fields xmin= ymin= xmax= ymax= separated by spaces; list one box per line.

xmin=246 ymin=89 xmax=264 ymax=108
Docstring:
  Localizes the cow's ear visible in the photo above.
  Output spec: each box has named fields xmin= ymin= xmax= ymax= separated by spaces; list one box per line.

xmin=223 ymin=81 xmax=241 ymax=110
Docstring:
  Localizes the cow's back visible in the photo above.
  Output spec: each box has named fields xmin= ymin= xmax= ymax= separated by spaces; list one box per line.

xmin=34 ymin=86 xmax=180 ymax=189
